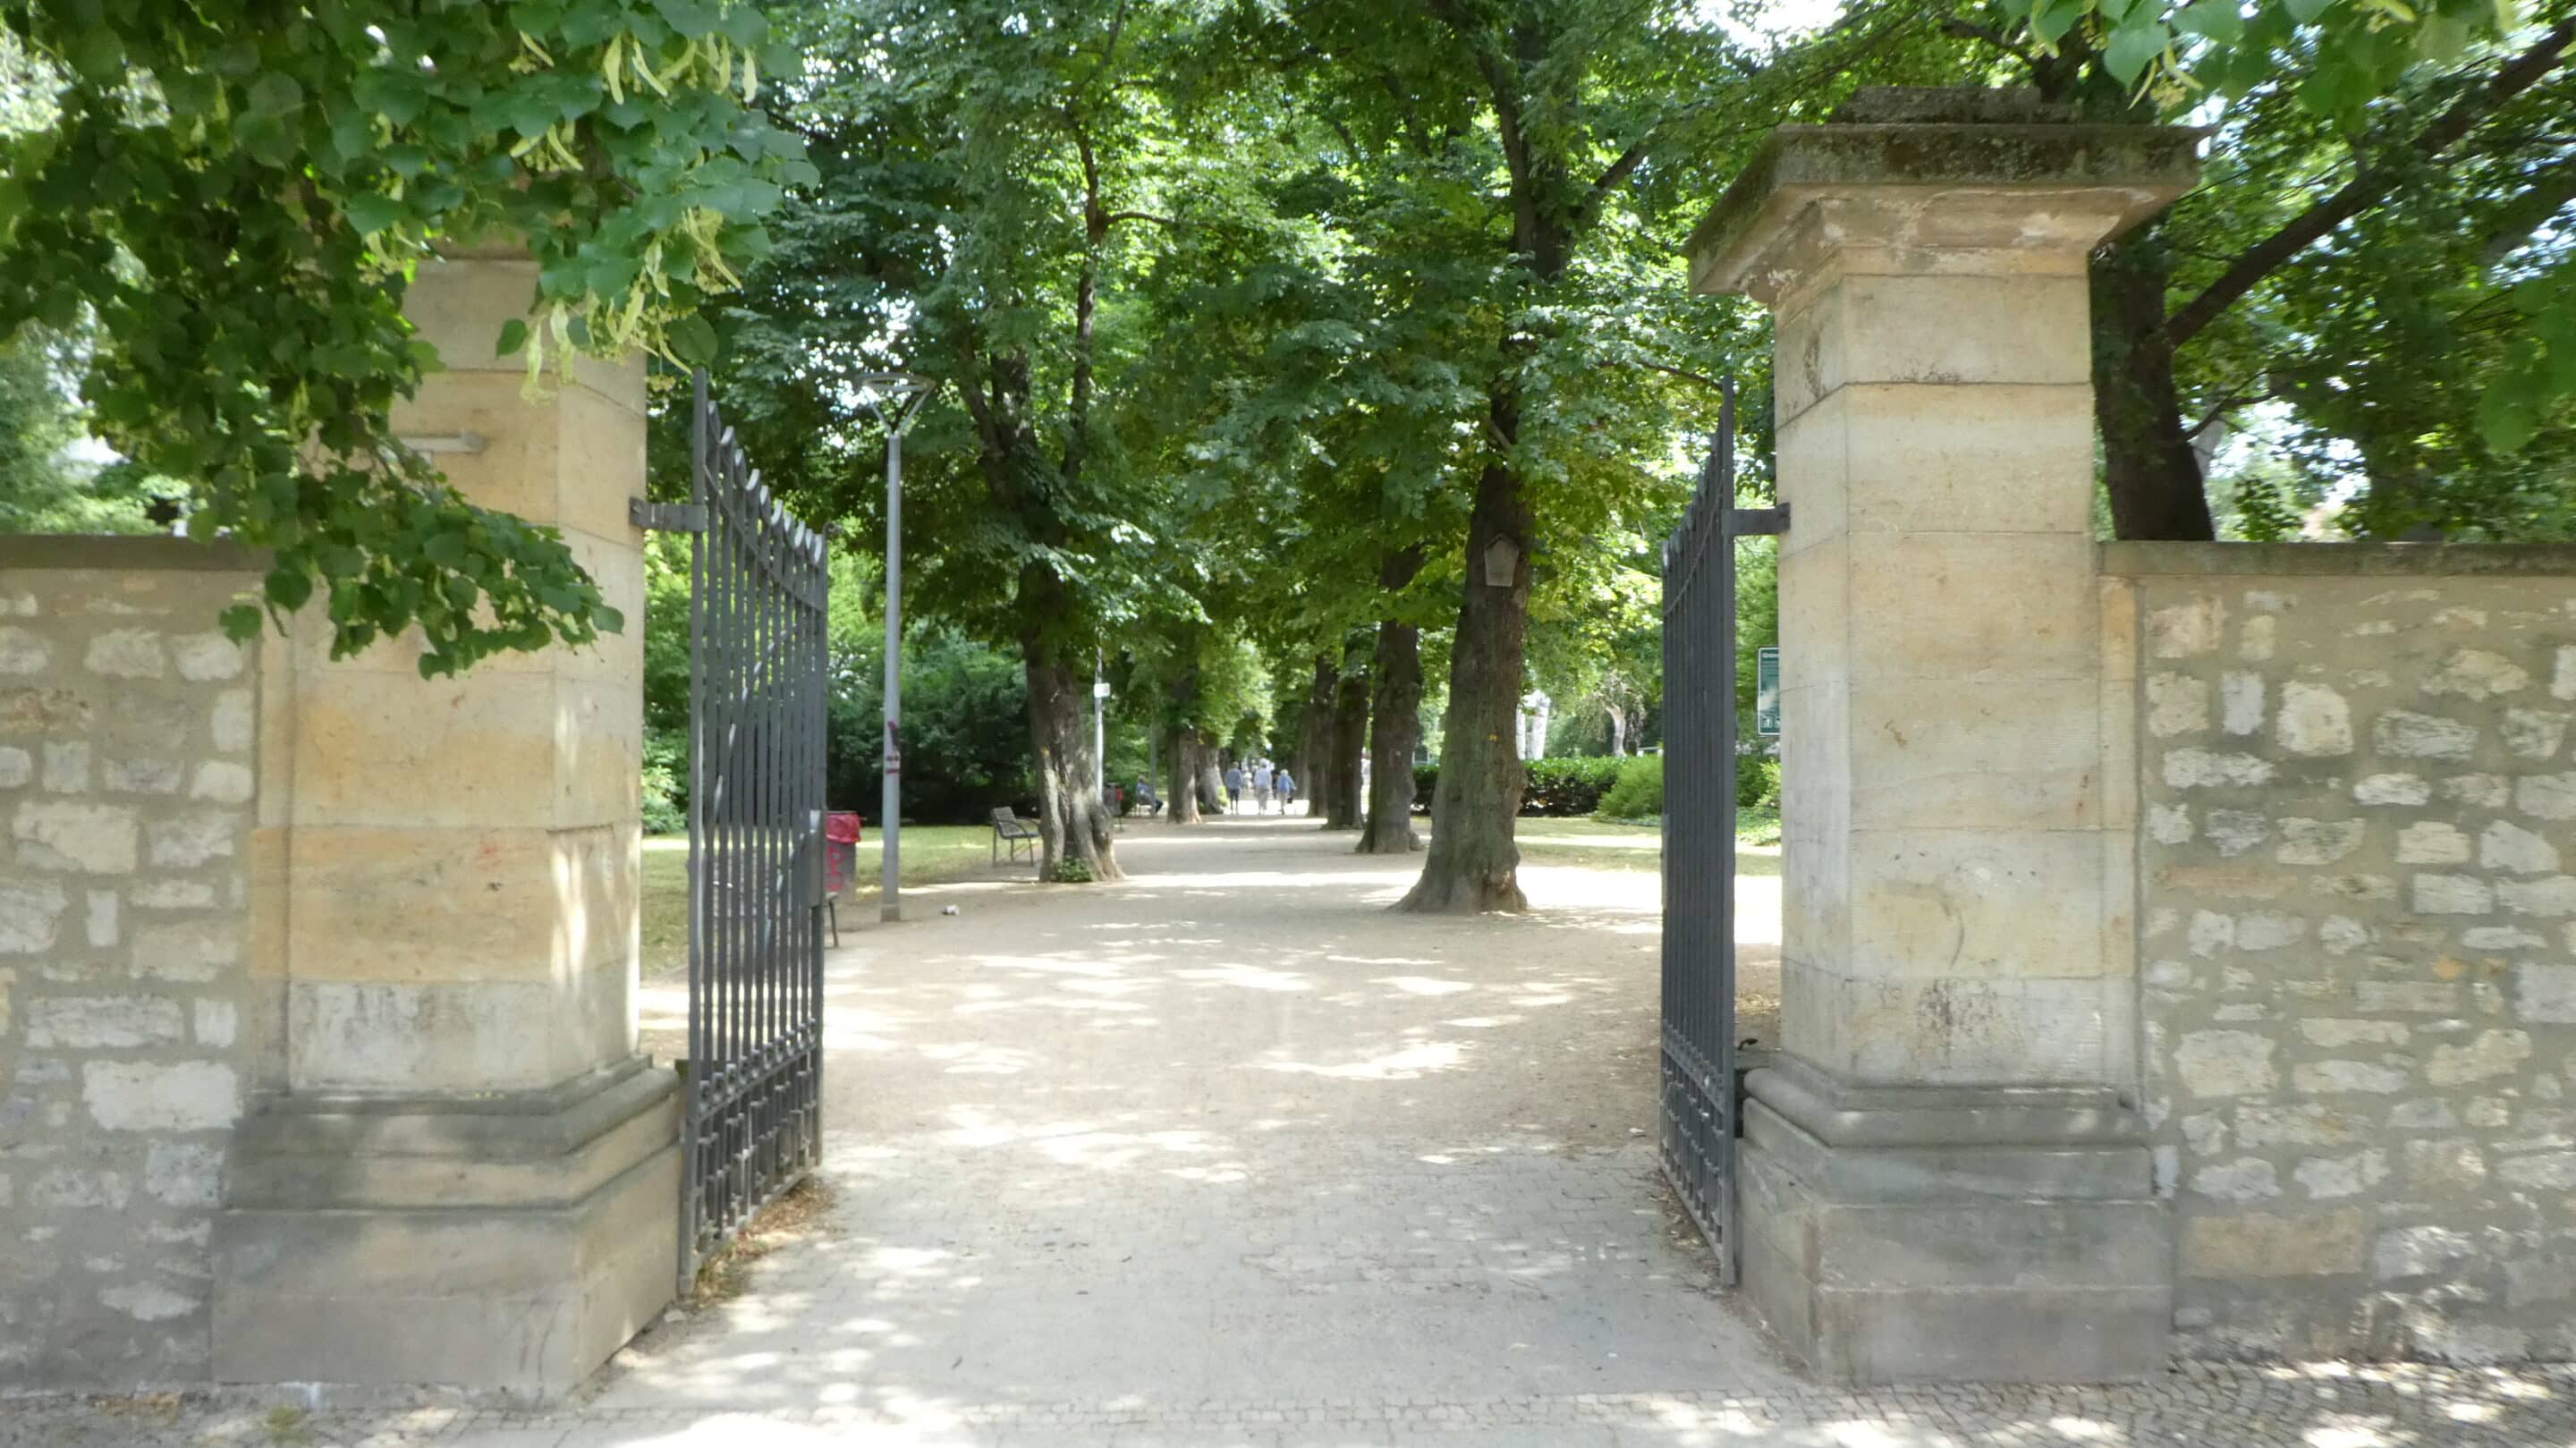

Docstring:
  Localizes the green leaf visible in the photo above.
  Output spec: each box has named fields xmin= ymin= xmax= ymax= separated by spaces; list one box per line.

xmin=651 ymin=0 xmax=723 ymax=38
xmin=2030 ymin=0 xmax=2085 ymax=46
xmin=344 ymin=192 xmax=405 ymax=235
xmin=2176 ymin=0 xmax=2246 ymax=41
xmin=2415 ymin=12 xmax=2470 ymax=63
xmin=264 ymin=567 xmax=314 ymax=611
xmin=496 ymin=318 xmax=530 ymax=356
xmin=247 ymin=72 xmax=305 ymax=120
xmin=2478 ymin=385 xmax=2535 ymax=453
xmin=2284 ymin=0 xmax=2336 ymax=23
xmin=2103 ymin=21 xmax=2168 ymax=83
xmin=66 ymin=29 xmax=125 ymax=85
xmin=2098 ymin=0 xmax=2138 ymax=23
xmin=668 ymin=314 xmax=719 ymax=365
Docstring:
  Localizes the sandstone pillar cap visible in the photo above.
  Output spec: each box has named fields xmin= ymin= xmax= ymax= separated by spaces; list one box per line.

xmin=1686 ymin=86 xmax=2204 ymax=305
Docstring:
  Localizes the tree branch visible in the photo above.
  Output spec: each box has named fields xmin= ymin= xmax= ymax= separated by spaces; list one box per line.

xmin=2168 ymin=20 xmax=2576 ymax=347
xmin=1940 ymin=17 xmax=2036 ymax=67
xmin=1103 ymin=209 xmax=1180 ymax=230
xmin=2480 ymin=154 xmax=2576 ymax=266
xmin=1637 ymin=360 xmax=1733 ymax=396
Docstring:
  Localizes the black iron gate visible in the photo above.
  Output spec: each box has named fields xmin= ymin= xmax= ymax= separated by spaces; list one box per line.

xmin=674 ymin=372 xmax=828 ymax=1287
xmin=1660 ymin=382 xmax=1782 ymax=1286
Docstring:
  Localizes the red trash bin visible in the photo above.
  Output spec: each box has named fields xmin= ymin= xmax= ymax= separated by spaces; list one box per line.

xmin=823 ymin=811 xmax=863 ymax=900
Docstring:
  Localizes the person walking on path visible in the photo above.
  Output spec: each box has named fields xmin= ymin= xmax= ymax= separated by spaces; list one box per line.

xmin=1251 ymin=760 xmax=1275 ymax=814
xmin=1224 ymin=762 xmax=1246 ymax=816
xmin=1274 ymin=766 xmax=1297 ymax=816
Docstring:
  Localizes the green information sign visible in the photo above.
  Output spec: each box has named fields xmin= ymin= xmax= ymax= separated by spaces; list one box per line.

xmin=1755 ymin=647 xmax=1781 ymax=737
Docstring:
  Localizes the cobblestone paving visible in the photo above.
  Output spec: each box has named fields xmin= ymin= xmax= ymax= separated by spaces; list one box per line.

xmin=12 ymin=1363 xmax=2576 ymax=1446
xmin=9 ymin=823 xmax=2575 ymax=1445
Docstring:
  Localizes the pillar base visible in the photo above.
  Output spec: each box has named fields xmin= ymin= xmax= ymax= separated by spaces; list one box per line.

xmin=1737 ymin=1056 xmax=2173 ymax=1384
xmin=210 ymin=1058 xmax=679 ymax=1403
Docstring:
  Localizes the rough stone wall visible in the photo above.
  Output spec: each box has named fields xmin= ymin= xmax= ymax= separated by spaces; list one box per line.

xmin=2116 ymin=544 xmax=2576 ymax=1363
xmin=0 ymin=539 xmax=265 ymax=1388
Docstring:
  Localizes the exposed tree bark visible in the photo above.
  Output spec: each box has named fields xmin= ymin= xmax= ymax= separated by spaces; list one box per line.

xmin=1606 ymin=703 xmax=1628 ymax=758
xmin=1397 ymin=437 xmax=1533 ymax=913
xmin=2093 ymin=227 xmax=2216 ymax=542
xmin=1196 ymin=732 xmax=1226 ymax=815
xmin=1165 ymin=725 xmax=1201 ymax=826
xmin=1023 ymin=640 xmax=1121 ymax=881
xmin=1358 ymin=551 xmax=1425 ymax=854
xmin=1299 ymin=655 xmax=1337 ymax=823
xmin=1324 ymin=642 xmax=1369 ymax=831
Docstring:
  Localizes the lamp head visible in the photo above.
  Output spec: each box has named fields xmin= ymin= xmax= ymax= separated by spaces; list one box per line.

xmin=854 ymin=371 xmax=938 ymax=432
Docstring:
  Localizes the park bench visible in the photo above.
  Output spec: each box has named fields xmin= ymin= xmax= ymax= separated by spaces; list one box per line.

xmin=991 ymin=807 xmax=1039 ymax=866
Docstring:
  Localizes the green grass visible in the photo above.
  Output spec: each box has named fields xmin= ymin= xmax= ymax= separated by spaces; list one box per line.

xmin=641 ymin=824 xmax=1002 ymax=977
xmin=1513 ymin=814 xmax=1781 ymax=875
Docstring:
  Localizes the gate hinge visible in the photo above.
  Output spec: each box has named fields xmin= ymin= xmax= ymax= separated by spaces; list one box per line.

xmin=630 ymin=499 xmax=708 ymax=533
xmin=1728 ymin=505 xmax=1789 ymax=538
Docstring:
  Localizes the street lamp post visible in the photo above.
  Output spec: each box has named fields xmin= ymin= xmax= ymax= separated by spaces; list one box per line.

xmin=856 ymin=373 xmax=936 ymax=922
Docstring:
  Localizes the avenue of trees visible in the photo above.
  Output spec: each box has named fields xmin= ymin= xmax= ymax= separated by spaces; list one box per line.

xmin=4 ymin=0 xmax=2573 ymax=906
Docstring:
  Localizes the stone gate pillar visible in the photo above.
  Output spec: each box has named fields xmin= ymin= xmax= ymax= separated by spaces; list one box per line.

xmin=210 ymin=248 xmax=676 ymax=1399
xmin=1686 ymin=89 xmax=2200 ymax=1382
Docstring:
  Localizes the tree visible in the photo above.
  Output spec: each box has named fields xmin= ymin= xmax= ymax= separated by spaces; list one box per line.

xmin=709 ymin=0 xmax=1291 ymax=881
xmin=1224 ymin=0 xmax=1769 ymax=910
xmin=0 ymin=2 xmax=810 ymax=673
xmin=0 ymin=327 xmax=158 ymax=533
xmin=1983 ymin=0 xmax=2576 ymax=538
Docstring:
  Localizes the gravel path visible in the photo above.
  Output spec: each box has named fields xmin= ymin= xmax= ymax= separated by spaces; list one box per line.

xmin=11 ymin=819 xmax=2574 ymax=1445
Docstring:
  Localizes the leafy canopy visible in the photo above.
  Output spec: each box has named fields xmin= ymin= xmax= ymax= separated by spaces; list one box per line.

xmin=0 ymin=0 xmax=813 ymax=673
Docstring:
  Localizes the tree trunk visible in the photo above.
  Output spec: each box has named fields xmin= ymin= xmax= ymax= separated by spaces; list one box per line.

xmin=1023 ymin=647 xmax=1121 ymax=881
xmin=1195 ymin=733 xmax=1225 ymax=815
xmin=1299 ymin=656 xmax=1337 ymax=824
xmin=1397 ymin=446 xmax=1532 ymax=913
xmin=1358 ymin=553 xmax=1425 ymax=854
xmin=1166 ymin=726 xmax=1200 ymax=826
xmin=1324 ymin=645 xmax=1368 ymax=831
xmin=1607 ymin=704 xmax=1627 ymax=758
xmin=2095 ymin=227 xmax=2216 ymax=542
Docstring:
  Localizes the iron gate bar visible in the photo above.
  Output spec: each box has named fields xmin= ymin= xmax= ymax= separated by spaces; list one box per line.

xmin=680 ymin=371 xmax=829 ymax=1291
xmin=1658 ymin=379 xmax=1783 ymax=1289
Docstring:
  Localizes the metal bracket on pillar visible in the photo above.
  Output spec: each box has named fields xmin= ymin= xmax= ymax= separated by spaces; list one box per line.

xmin=629 ymin=499 xmax=708 ymax=533
xmin=1727 ymin=505 xmax=1789 ymax=538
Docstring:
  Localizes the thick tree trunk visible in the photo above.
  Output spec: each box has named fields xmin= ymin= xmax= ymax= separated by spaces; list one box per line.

xmin=1357 ymin=618 xmax=1423 ymax=852
xmin=1397 ymin=450 xmax=1532 ymax=913
xmin=1324 ymin=645 xmax=1368 ymax=831
xmin=1299 ymin=656 xmax=1336 ymax=824
xmin=1358 ymin=553 xmax=1425 ymax=854
xmin=1023 ymin=648 xmax=1121 ymax=881
xmin=2095 ymin=228 xmax=2216 ymax=542
xmin=1195 ymin=734 xmax=1226 ymax=815
xmin=1166 ymin=726 xmax=1200 ymax=826
xmin=1607 ymin=704 xmax=1627 ymax=758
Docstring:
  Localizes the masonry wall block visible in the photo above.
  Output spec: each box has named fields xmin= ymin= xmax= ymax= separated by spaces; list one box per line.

xmin=0 ymin=539 xmax=267 ymax=1388
xmin=2114 ymin=544 xmax=2576 ymax=1364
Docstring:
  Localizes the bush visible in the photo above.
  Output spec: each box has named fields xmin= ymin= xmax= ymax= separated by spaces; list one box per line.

xmin=642 ymin=725 xmax=688 ymax=834
xmin=827 ymin=628 xmax=1034 ymax=825
xmin=1736 ymin=752 xmax=1781 ymax=810
xmin=1406 ymin=756 xmax=1623 ymax=817
xmin=1522 ymin=757 xmax=1623 ymax=816
xmin=1596 ymin=754 xmax=1662 ymax=822
xmin=1590 ymin=752 xmax=1775 ymax=822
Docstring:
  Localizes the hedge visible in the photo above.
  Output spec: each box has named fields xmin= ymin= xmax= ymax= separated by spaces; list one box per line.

xmin=1405 ymin=756 xmax=1641 ymax=818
